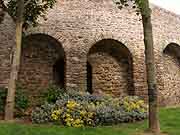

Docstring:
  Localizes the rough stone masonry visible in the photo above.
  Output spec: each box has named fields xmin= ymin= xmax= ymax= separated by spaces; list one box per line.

xmin=0 ymin=0 xmax=180 ymax=106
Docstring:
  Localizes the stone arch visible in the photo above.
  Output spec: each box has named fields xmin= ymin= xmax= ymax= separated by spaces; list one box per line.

xmin=25 ymin=28 xmax=70 ymax=51
xmin=87 ymin=39 xmax=134 ymax=97
xmin=162 ymin=43 xmax=180 ymax=105
xmin=19 ymin=33 xmax=65 ymax=104
xmin=163 ymin=43 xmax=180 ymax=57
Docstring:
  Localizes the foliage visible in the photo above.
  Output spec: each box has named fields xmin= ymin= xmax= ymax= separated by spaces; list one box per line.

xmin=113 ymin=0 xmax=149 ymax=16
xmin=32 ymin=88 xmax=147 ymax=127
xmin=94 ymin=96 xmax=147 ymax=125
xmin=1 ymin=0 xmax=56 ymax=29
xmin=41 ymin=85 xmax=65 ymax=104
xmin=31 ymin=103 xmax=55 ymax=123
xmin=113 ymin=0 xmax=141 ymax=9
xmin=0 ymin=85 xmax=29 ymax=115
xmin=52 ymin=100 xmax=95 ymax=127
xmin=15 ymin=84 xmax=29 ymax=114
xmin=0 ymin=8 xmax=5 ymax=23
xmin=0 ymin=87 xmax=7 ymax=113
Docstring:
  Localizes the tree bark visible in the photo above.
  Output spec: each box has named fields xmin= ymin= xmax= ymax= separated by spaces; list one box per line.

xmin=5 ymin=0 xmax=24 ymax=121
xmin=0 ymin=0 xmax=6 ymax=23
xmin=140 ymin=0 xmax=160 ymax=134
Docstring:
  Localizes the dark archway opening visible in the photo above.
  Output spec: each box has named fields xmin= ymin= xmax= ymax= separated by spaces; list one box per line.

xmin=163 ymin=43 xmax=180 ymax=64
xmin=87 ymin=61 xmax=93 ymax=94
xmin=53 ymin=58 xmax=65 ymax=88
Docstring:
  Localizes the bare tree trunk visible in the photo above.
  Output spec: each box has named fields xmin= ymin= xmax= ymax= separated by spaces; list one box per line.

xmin=140 ymin=0 xmax=160 ymax=134
xmin=5 ymin=0 xmax=24 ymax=121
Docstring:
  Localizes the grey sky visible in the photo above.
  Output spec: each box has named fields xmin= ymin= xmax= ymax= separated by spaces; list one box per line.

xmin=150 ymin=0 xmax=180 ymax=15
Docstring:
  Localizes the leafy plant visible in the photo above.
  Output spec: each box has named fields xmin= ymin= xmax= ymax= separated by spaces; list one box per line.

xmin=15 ymin=84 xmax=29 ymax=112
xmin=32 ymin=89 xmax=148 ymax=127
xmin=41 ymin=85 xmax=65 ymax=103
xmin=6 ymin=0 xmax=56 ymax=29
xmin=0 ymin=87 xmax=7 ymax=113
xmin=32 ymin=102 xmax=55 ymax=124
xmin=0 ymin=85 xmax=29 ymax=115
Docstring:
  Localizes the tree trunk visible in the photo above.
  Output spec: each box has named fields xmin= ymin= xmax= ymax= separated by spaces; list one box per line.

xmin=5 ymin=0 xmax=24 ymax=121
xmin=0 ymin=0 xmax=5 ymax=23
xmin=140 ymin=0 xmax=160 ymax=134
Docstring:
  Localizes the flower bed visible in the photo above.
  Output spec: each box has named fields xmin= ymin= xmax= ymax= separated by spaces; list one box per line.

xmin=32 ymin=86 xmax=147 ymax=127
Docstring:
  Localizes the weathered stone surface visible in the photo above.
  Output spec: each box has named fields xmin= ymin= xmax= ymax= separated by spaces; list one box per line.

xmin=0 ymin=0 xmax=180 ymax=106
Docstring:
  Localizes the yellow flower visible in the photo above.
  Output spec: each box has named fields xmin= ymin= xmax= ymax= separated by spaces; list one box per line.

xmin=51 ymin=109 xmax=62 ymax=120
xmin=66 ymin=121 xmax=71 ymax=127
xmin=80 ymin=110 xmax=86 ymax=116
xmin=51 ymin=113 xmax=58 ymax=120
xmin=137 ymin=100 xmax=144 ymax=106
xmin=75 ymin=119 xmax=83 ymax=124
xmin=67 ymin=100 xmax=79 ymax=109
xmin=87 ymin=112 xmax=94 ymax=118
xmin=66 ymin=113 xmax=71 ymax=118
xmin=72 ymin=119 xmax=84 ymax=128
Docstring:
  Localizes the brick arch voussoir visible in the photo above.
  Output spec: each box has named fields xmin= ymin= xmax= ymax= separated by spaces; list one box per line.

xmin=86 ymin=32 xmax=133 ymax=57
xmin=25 ymin=29 xmax=70 ymax=55
xmin=162 ymin=38 xmax=180 ymax=53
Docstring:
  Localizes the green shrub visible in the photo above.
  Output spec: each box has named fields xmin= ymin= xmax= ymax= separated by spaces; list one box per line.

xmin=41 ymin=85 xmax=65 ymax=103
xmin=15 ymin=85 xmax=29 ymax=116
xmin=0 ymin=87 xmax=7 ymax=113
xmin=94 ymin=96 xmax=147 ymax=125
xmin=0 ymin=85 xmax=29 ymax=115
xmin=31 ymin=103 xmax=55 ymax=124
xmin=32 ymin=89 xmax=147 ymax=127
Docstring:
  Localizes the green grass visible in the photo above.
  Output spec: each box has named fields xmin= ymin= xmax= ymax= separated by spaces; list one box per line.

xmin=0 ymin=107 xmax=180 ymax=135
xmin=159 ymin=107 xmax=180 ymax=135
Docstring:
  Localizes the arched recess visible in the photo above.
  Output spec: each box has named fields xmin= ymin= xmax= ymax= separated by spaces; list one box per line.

xmin=18 ymin=34 xmax=65 ymax=103
xmin=162 ymin=43 xmax=180 ymax=105
xmin=87 ymin=39 xmax=134 ymax=97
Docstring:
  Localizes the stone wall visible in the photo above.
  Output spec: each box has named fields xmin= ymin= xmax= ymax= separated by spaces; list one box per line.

xmin=88 ymin=53 xmax=131 ymax=97
xmin=0 ymin=0 xmax=180 ymax=106
xmin=26 ymin=0 xmax=147 ymax=99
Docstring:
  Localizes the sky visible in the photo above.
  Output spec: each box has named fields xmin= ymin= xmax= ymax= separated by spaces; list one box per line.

xmin=150 ymin=0 xmax=180 ymax=15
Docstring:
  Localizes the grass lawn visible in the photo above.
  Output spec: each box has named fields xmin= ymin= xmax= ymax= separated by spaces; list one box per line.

xmin=0 ymin=107 xmax=180 ymax=135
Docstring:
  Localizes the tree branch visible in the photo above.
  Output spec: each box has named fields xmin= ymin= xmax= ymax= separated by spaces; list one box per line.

xmin=25 ymin=0 xmax=31 ymax=7
xmin=0 ymin=0 xmax=8 ymax=12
